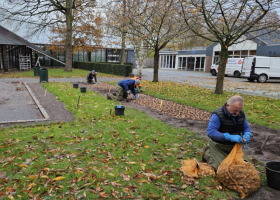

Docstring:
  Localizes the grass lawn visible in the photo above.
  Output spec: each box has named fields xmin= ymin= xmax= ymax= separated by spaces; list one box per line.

xmin=0 ymin=82 xmax=257 ymax=200
xmin=106 ymin=80 xmax=280 ymax=130
xmin=0 ymin=68 xmax=122 ymax=78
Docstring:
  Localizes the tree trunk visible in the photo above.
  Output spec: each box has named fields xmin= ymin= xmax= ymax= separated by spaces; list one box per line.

xmin=64 ymin=0 xmax=73 ymax=72
xmin=121 ymin=32 xmax=126 ymax=65
xmin=120 ymin=0 xmax=126 ymax=65
xmin=215 ymin=45 xmax=229 ymax=94
xmin=153 ymin=46 xmax=159 ymax=82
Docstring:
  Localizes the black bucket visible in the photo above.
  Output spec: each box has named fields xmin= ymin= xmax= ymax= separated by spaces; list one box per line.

xmin=114 ymin=105 xmax=125 ymax=115
xmin=73 ymin=83 xmax=79 ymax=88
xmin=80 ymin=87 xmax=87 ymax=93
xmin=266 ymin=161 xmax=280 ymax=191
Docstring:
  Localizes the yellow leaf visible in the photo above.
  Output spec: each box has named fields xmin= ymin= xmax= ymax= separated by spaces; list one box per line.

xmin=108 ymin=173 xmax=115 ymax=177
xmin=19 ymin=164 xmax=28 ymax=168
xmin=28 ymin=183 xmax=36 ymax=187
xmin=8 ymin=195 xmax=15 ymax=200
xmin=144 ymin=145 xmax=149 ymax=148
xmin=52 ymin=176 xmax=66 ymax=181
xmin=29 ymin=175 xmax=36 ymax=179
xmin=75 ymin=170 xmax=84 ymax=174
xmin=40 ymin=175 xmax=49 ymax=179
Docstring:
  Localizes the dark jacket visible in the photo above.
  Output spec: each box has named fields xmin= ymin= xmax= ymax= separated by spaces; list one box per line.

xmin=118 ymin=79 xmax=136 ymax=95
xmin=213 ymin=103 xmax=245 ymax=145
xmin=87 ymin=72 xmax=97 ymax=82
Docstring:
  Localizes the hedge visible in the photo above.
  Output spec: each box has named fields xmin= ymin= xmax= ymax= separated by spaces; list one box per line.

xmin=73 ymin=62 xmax=133 ymax=76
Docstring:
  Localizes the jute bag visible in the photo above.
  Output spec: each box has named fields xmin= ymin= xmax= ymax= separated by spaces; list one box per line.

xmin=217 ymin=143 xmax=260 ymax=199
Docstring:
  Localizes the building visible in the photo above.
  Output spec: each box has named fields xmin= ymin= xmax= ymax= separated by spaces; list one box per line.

xmin=0 ymin=24 xmax=135 ymax=72
xmin=159 ymin=32 xmax=280 ymax=72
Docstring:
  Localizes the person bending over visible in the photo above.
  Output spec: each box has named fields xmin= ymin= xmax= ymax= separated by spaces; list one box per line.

xmin=107 ymin=79 xmax=141 ymax=101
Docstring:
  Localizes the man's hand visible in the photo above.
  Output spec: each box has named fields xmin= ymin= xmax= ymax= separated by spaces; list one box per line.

xmin=95 ymin=82 xmax=97 ymax=85
xmin=243 ymin=132 xmax=252 ymax=144
xmin=134 ymin=94 xmax=137 ymax=99
xmin=223 ymin=133 xmax=243 ymax=143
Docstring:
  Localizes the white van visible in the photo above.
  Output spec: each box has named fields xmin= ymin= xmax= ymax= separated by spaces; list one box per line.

xmin=241 ymin=56 xmax=280 ymax=83
xmin=210 ymin=58 xmax=244 ymax=78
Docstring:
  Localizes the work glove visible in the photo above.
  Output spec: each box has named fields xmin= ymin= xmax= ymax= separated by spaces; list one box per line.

xmin=95 ymin=82 xmax=97 ymax=84
xmin=243 ymin=132 xmax=252 ymax=144
xmin=139 ymin=86 xmax=143 ymax=92
xmin=135 ymin=89 xmax=138 ymax=92
xmin=127 ymin=91 xmax=131 ymax=94
xmin=223 ymin=133 xmax=243 ymax=143
xmin=134 ymin=94 xmax=137 ymax=99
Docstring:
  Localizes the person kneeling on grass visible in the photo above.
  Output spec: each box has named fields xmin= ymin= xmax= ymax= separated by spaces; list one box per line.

xmin=107 ymin=79 xmax=141 ymax=101
xmin=130 ymin=76 xmax=143 ymax=92
xmin=202 ymin=95 xmax=252 ymax=171
xmin=86 ymin=70 xmax=97 ymax=84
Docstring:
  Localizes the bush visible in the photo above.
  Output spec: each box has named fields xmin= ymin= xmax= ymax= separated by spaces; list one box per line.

xmin=73 ymin=62 xmax=132 ymax=76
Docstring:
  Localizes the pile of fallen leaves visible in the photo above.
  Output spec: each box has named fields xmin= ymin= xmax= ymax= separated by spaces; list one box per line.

xmin=87 ymin=83 xmax=211 ymax=121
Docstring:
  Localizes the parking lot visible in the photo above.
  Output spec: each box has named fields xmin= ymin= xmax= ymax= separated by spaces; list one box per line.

xmin=136 ymin=68 xmax=280 ymax=98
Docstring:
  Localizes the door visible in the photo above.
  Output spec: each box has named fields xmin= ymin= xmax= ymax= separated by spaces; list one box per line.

xmin=269 ymin=58 xmax=280 ymax=78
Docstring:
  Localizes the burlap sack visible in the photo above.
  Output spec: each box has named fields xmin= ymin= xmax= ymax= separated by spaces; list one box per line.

xmin=217 ymin=143 xmax=260 ymax=199
xmin=181 ymin=159 xmax=215 ymax=177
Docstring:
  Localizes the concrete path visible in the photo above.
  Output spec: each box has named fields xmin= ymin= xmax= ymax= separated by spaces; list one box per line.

xmin=0 ymin=81 xmax=42 ymax=122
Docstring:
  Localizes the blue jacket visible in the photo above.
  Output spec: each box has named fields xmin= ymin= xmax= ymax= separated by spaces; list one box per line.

xmin=207 ymin=112 xmax=251 ymax=142
xmin=118 ymin=79 xmax=136 ymax=95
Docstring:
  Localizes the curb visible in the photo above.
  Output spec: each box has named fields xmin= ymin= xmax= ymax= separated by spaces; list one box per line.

xmin=24 ymin=82 xmax=50 ymax=120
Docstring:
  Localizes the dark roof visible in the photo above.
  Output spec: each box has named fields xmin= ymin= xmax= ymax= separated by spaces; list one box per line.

xmin=0 ymin=25 xmax=65 ymax=65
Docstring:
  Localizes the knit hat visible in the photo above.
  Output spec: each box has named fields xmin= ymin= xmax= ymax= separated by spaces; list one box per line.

xmin=135 ymin=79 xmax=141 ymax=85
xmin=92 ymin=70 xmax=95 ymax=73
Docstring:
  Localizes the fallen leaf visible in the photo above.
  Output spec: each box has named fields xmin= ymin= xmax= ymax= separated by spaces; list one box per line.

xmin=0 ymin=171 xmax=6 ymax=179
xmin=52 ymin=176 xmax=66 ymax=181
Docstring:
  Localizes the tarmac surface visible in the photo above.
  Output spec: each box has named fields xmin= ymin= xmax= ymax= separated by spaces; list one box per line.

xmin=0 ymin=81 xmax=42 ymax=122
xmin=0 ymin=68 xmax=280 ymax=125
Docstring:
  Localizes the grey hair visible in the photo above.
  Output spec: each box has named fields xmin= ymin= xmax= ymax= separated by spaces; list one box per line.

xmin=227 ymin=95 xmax=244 ymax=106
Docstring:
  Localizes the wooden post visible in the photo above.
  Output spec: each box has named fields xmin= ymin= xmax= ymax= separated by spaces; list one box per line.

xmin=77 ymin=95 xmax=81 ymax=107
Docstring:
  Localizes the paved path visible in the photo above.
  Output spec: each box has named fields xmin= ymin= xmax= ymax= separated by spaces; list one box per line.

xmin=0 ymin=81 xmax=42 ymax=122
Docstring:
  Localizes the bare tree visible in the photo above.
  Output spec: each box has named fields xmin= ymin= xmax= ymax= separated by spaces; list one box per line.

xmin=123 ymin=0 xmax=190 ymax=82
xmin=0 ymin=0 xmax=98 ymax=72
xmin=179 ymin=0 xmax=280 ymax=94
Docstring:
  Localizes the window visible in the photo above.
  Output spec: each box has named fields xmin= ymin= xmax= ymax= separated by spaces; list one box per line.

xmin=234 ymin=51 xmax=241 ymax=58
xmin=249 ymin=50 xmax=256 ymax=56
xmin=228 ymin=51 xmax=233 ymax=58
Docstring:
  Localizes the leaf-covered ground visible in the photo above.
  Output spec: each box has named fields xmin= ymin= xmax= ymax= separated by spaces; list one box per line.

xmin=0 ymin=82 xmax=240 ymax=200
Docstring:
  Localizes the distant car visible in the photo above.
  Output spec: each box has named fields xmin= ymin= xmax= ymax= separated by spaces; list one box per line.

xmin=210 ymin=58 xmax=244 ymax=78
xmin=241 ymin=56 xmax=280 ymax=83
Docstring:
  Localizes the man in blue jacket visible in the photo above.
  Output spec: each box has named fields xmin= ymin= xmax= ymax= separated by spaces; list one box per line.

xmin=202 ymin=95 xmax=252 ymax=170
xmin=107 ymin=79 xmax=141 ymax=101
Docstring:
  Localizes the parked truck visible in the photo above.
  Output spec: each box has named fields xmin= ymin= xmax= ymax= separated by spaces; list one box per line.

xmin=210 ymin=58 xmax=244 ymax=78
xmin=241 ymin=56 xmax=280 ymax=83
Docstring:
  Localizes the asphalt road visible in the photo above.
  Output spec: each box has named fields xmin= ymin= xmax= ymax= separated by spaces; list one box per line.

xmin=134 ymin=68 xmax=280 ymax=98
